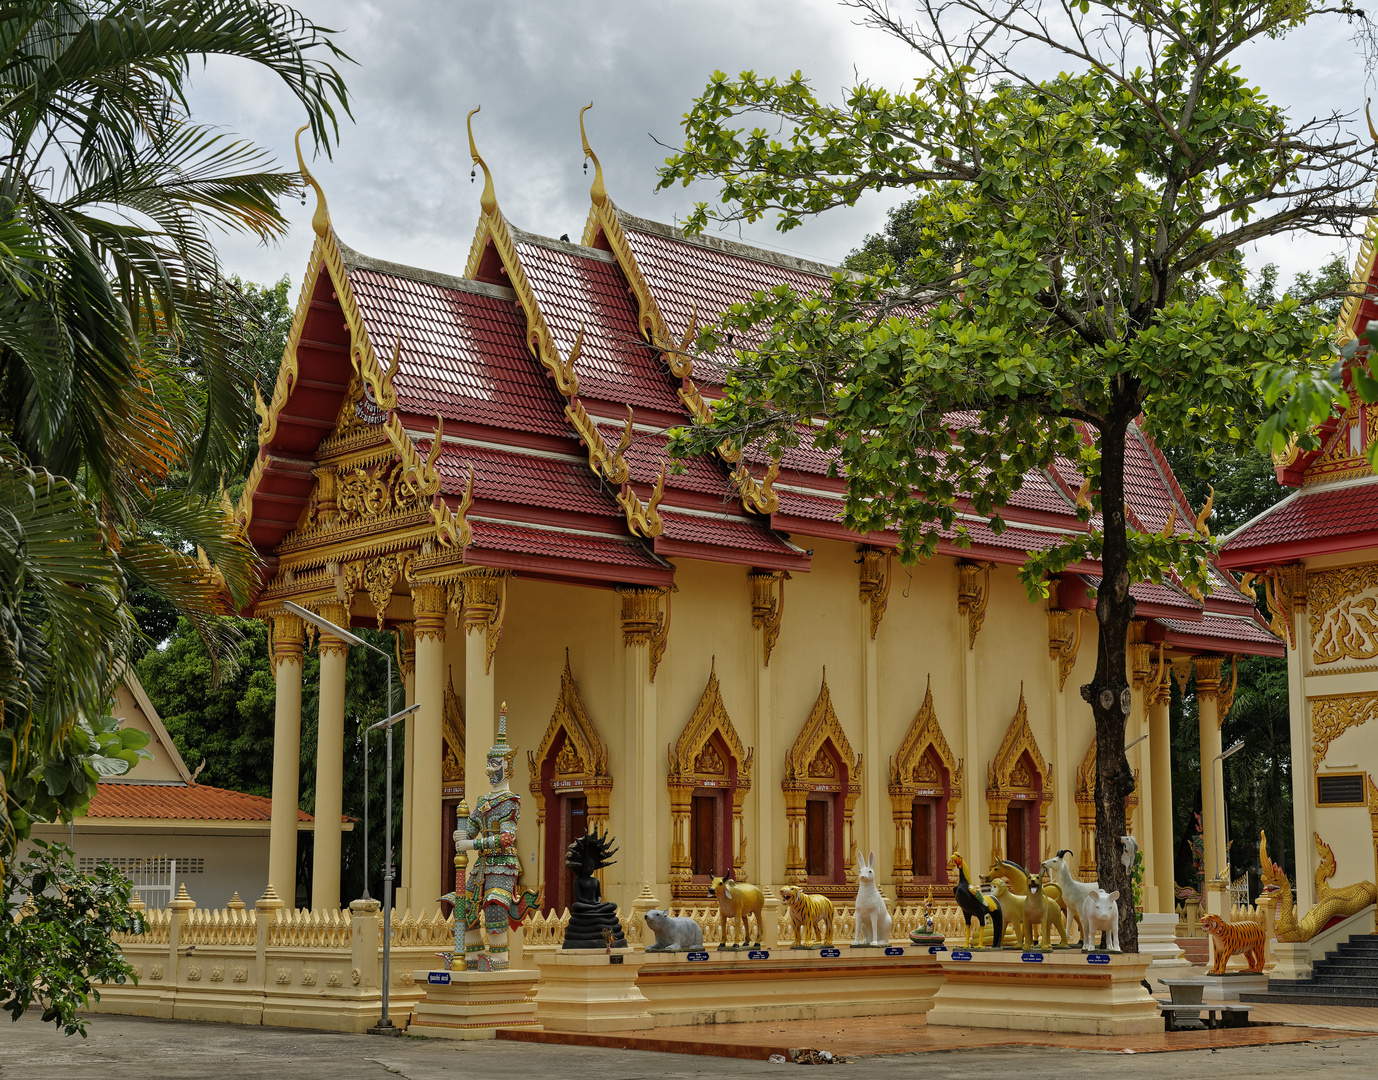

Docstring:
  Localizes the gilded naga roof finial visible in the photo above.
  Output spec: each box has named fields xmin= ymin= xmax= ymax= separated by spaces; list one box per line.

xmin=580 ymin=103 xmax=607 ymax=208
xmin=1368 ymin=98 xmax=1378 ymax=145
xmin=467 ymin=106 xmax=498 ymax=217
xmin=294 ymin=125 xmax=331 ymax=239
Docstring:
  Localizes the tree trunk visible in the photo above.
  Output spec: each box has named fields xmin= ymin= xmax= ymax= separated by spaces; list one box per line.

xmin=1085 ymin=409 xmax=1139 ymax=952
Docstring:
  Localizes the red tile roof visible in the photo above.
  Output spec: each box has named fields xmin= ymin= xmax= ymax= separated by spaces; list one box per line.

xmin=422 ymin=440 xmax=623 ymax=520
xmin=346 ymin=262 xmax=570 ymax=439
xmin=468 ymin=518 xmax=665 ymax=571
xmin=514 ymin=237 xmax=684 ymax=413
xmin=1219 ymin=479 xmax=1378 ymax=566
xmin=87 ymin=782 xmax=316 ymax=823
xmin=1154 ymin=612 xmax=1286 ymax=656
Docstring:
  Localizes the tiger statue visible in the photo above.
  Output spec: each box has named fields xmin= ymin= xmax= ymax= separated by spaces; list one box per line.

xmin=779 ymin=885 xmax=835 ymax=947
xmin=1198 ymin=913 xmax=1266 ymax=975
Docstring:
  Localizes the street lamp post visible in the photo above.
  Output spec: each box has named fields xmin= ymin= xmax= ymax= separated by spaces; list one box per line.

xmin=281 ymin=600 xmax=415 ymax=1035
xmin=1211 ymin=739 xmax=1246 ymax=884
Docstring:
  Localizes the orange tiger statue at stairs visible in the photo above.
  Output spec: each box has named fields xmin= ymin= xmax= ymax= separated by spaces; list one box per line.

xmin=1199 ymin=913 xmax=1266 ymax=974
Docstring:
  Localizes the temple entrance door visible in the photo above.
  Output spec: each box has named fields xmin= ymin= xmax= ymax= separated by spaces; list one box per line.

xmin=558 ymin=793 xmax=587 ymax=912
xmin=441 ymin=798 xmax=461 ymax=898
xmin=690 ymin=790 xmax=725 ymax=880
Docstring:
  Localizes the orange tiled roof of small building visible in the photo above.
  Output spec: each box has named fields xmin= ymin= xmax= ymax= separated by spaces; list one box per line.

xmin=87 ymin=781 xmax=314 ymax=822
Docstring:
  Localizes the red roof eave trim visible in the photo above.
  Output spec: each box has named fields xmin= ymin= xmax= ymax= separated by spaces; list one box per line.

xmin=1146 ymin=623 xmax=1286 ymax=658
xmin=1216 ymin=530 xmax=1378 ymax=570
xmin=653 ymin=536 xmax=810 ymax=572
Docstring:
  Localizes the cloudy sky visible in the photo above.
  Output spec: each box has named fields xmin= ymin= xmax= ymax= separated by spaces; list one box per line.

xmin=187 ymin=0 xmax=1375 ymax=292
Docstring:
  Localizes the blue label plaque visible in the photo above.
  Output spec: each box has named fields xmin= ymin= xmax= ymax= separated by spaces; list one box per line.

xmin=1021 ymin=952 xmax=1043 ymax=963
xmin=928 ymin=945 xmax=948 ymax=954
xmin=427 ymin=971 xmax=451 ymax=985
xmin=1087 ymin=953 xmax=1111 ymax=965
xmin=951 ymin=949 xmax=973 ymax=961
xmin=687 ymin=951 xmax=710 ymax=962
xmin=884 ymin=947 xmax=904 ymax=957
xmin=819 ymin=948 xmax=841 ymax=958
xmin=747 ymin=950 xmax=770 ymax=960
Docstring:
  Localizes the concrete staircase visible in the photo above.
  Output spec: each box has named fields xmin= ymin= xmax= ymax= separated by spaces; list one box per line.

xmin=1241 ymin=934 xmax=1378 ymax=1008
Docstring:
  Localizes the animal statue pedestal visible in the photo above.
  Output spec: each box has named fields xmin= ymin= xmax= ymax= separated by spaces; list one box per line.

xmin=927 ymin=950 xmax=1160 ymax=1035
xmin=1198 ymin=972 xmax=1270 ymax=1003
xmin=532 ymin=950 xmax=652 ymax=1032
xmin=406 ymin=968 xmax=542 ymax=1040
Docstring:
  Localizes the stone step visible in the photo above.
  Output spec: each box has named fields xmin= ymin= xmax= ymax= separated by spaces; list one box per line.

xmin=1175 ymin=937 xmax=1209 ymax=965
xmin=1241 ymin=990 xmax=1378 ymax=1008
xmin=1260 ymin=980 xmax=1378 ymax=997
xmin=1313 ymin=961 xmax=1378 ymax=978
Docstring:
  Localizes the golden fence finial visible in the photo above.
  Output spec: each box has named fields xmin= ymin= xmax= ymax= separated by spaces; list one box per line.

xmin=294 ymin=125 xmax=331 ymax=238
xmin=580 ymin=103 xmax=607 ymax=207
xmin=467 ymin=107 xmax=498 ymax=217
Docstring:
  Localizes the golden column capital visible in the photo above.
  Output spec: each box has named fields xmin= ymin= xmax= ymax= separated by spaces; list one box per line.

xmin=1192 ymin=656 xmax=1225 ymax=697
xmin=957 ymin=561 xmax=995 ymax=650
xmin=317 ymin=600 xmax=352 ymax=657
xmin=270 ymin=611 xmax=304 ymax=667
xmin=619 ymin=586 xmax=669 ymax=681
xmin=412 ymin=581 xmax=449 ymax=642
xmin=460 ymin=572 xmax=505 ymax=674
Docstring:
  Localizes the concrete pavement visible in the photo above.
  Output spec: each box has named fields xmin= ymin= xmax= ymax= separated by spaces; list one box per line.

xmin=1 ymin=1012 xmax=1376 ymax=1080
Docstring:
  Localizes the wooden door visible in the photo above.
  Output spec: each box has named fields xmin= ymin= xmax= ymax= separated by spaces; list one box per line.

xmin=1006 ymin=804 xmax=1029 ymax=868
xmin=560 ymin=794 xmax=587 ymax=911
xmin=691 ymin=793 xmax=717 ymax=877
xmin=911 ymin=800 xmax=934 ymax=879
xmin=806 ymin=799 xmax=829 ymax=878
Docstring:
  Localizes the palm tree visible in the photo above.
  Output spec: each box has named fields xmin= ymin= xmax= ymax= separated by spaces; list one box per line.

xmin=0 ymin=0 xmax=351 ymax=869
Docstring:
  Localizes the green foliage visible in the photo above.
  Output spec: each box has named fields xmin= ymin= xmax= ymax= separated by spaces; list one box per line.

xmin=2 ymin=841 xmax=144 ymax=1036
xmin=656 ymin=0 xmax=1372 ymax=946
xmin=1131 ymin=849 xmax=1145 ymax=922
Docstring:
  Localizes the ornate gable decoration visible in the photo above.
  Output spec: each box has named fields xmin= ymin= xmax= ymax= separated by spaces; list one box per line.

xmin=986 ymin=685 xmax=1052 ymax=799
xmin=442 ymin=667 xmax=466 ymax=786
xmin=527 ymin=652 xmax=610 ymax=784
xmin=1073 ymin=735 xmax=1140 ymax=809
xmin=669 ymin=664 xmax=754 ymax=789
xmin=783 ymin=674 xmax=861 ymax=791
xmin=888 ymin=677 xmax=963 ymax=802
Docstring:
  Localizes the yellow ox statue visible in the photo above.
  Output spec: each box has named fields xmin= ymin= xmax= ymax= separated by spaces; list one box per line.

xmin=778 ymin=885 xmax=835 ymax=947
xmin=708 ymin=876 xmax=765 ymax=948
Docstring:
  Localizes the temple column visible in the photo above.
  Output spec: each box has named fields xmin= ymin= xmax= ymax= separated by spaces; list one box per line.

xmin=1147 ymin=682 xmax=1174 ymax=912
xmin=751 ymin=581 xmax=776 ymax=889
xmin=312 ymin=600 xmax=350 ymax=909
xmin=268 ymin=611 xmax=304 ymax=906
xmin=395 ymin=625 xmax=417 ymax=912
xmin=859 ymin=588 xmax=883 ymax=881
xmin=957 ymin=563 xmax=991 ymax=865
xmin=621 ymin=588 xmax=662 ymax=900
xmin=463 ymin=574 xmax=504 ymax=834
xmin=1193 ymin=657 xmax=1225 ymax=905
xmin=411 ymin=583 xmax=448 ymax=914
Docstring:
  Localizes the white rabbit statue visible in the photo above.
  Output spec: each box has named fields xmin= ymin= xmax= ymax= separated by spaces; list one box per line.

xmin=853 ymin=851 xmax=893 ymax=946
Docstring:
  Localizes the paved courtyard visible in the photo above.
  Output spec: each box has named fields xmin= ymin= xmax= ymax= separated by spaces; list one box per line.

xmin=2 ymin=1012 xmax=1376 ymax=1080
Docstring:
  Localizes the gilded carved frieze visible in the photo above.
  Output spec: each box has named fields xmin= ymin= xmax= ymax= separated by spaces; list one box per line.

xmin=1310 ymin=691 xmax=1378 ymax=766
xmin=1263 ymin=563 xmax=1307 ymax=649
xmin=1309 ymin=563 xmax=1378 ymax=666
xmin=858 ymin=547 xmax=892 ymax=640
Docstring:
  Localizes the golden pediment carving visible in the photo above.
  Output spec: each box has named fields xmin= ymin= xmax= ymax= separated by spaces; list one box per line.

xmin=442 ymin=666 xmax=465 ymax=785
xmin=527 ymin=651 xmax=610 ymax=792
xmin=1310 ymin=691 xmax=1378 ymax=766
xmin=986 ymin=685 xmax=1052 ymax=798
xmin=808 ymin=746 xmax=838 ymax=779
xmin=1073 ymin=733 xmax=1139 ymax=809
xmin=693 ymin=741 xmax=726 ymax=776
xmin=888 ymin=676 xmax=963 ymax=801
xmin=669 ymin=662 xmax=753 ymax=790
xmin=783 ymin=674 xmax=860 ymax=792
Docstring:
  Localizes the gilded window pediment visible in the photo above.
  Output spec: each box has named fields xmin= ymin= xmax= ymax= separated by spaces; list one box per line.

xmin=986 ymin=685 xmax=1051 ymax=799
xmin=888 ymin=676 xmax=963 ymax=801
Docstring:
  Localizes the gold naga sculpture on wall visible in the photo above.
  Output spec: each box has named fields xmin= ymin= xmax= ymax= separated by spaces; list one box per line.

xmin=1259 ymin=831 xmax=1377 ymax=941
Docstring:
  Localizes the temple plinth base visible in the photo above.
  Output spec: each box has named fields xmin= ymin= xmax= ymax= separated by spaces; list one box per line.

xmin=533 ymin=949 xmax=652 ymax=1032
xmin=406 ymin=969 xmax=542 ymax=1040
xmin=926 ymin=949 xmax=1159 ymax=1035
xmin=1199 ymin=972 xmax=1269 ymax=1001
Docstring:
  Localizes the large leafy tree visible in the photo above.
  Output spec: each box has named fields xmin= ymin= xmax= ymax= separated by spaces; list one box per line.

xmin=0 ymin=1 xmax=350 ymax=878
xmin=659 ymin=0 xmax=1373 ymax=948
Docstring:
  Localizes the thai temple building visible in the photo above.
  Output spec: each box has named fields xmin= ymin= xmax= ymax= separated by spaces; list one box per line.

xmin=237 ymin=117 xmax=1283 ymax=925
xmin=1220 ymin=215 xmax=1378 ymax=908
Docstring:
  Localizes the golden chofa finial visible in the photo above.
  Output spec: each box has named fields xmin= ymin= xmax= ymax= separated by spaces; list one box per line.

xmin=1368 ymin=98 xmax=1378 ymax=145
xmin=580 ymin=102 xmax=607 ymax=207
xmin=467 ymin=106 xmax=497 ymax=217
xmin=294 ymin=125 xmax=330 ymax=239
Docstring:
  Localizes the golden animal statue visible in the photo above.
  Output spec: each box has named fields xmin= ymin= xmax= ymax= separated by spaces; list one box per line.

xmin=1259 ymin=831 xmax=1377 ymax=942
xmin=778 ymin=885 xmax=835 ymax=947
xmin=984 ymin=859 xmax=1069 ymax=946
xmin=708 ymin=876 xmax=765 ymax=949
